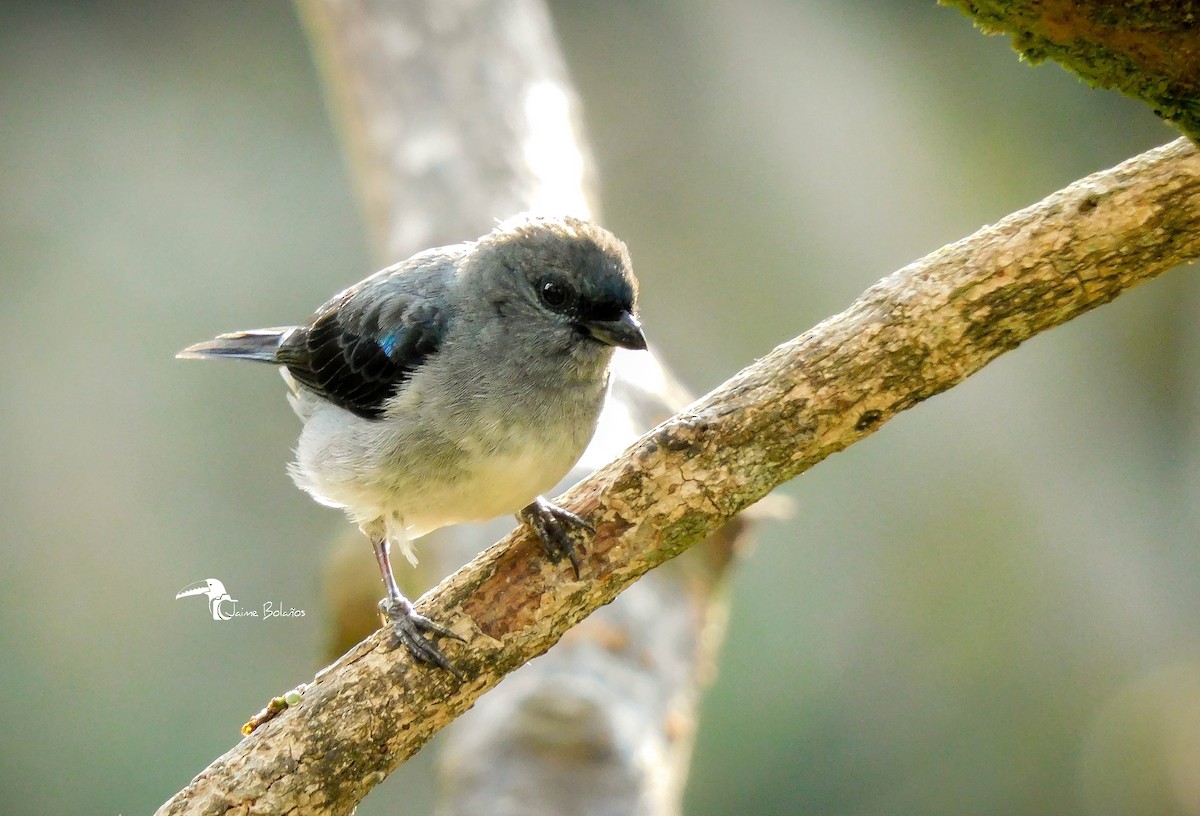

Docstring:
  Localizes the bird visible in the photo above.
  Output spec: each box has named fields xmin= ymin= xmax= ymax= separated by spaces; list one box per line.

xmin=178 ymin=214 xmax=647 ymax=675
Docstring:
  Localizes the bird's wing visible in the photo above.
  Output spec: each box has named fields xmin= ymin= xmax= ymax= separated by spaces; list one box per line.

xmin=276 ymin=264 xmax=453 ymax=419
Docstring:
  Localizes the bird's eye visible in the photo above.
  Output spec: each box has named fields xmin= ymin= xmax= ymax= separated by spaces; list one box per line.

xmin=539 ymin=279 xmax=570 ymax=311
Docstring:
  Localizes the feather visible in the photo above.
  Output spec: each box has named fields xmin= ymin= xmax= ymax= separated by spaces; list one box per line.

xmin=275 ymin=293 xmax=448 ymax=419
xmin=175 ymin=328 xmax=292 ymax=362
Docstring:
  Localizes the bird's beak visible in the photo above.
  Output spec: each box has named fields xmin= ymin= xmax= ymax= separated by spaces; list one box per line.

xmin=581 ymin=311 xmax=647 ymax=351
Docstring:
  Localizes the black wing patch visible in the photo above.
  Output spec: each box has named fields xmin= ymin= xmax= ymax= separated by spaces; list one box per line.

xmin=278 ymin=298 xmax=446 ymax=419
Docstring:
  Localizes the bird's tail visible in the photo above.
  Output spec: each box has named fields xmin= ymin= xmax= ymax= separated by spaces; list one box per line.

xmin=176 ymin=328 xmax=294 ymax=363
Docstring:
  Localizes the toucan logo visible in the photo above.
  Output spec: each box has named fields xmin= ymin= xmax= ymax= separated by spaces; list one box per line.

xmin=175 ymin=578 xmax=306 ymax=621
xmin=175 ymin=578 xmax=239 ymax=620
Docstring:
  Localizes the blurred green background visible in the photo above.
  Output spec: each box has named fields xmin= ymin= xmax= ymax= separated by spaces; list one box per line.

xmin=2 ymin=2 xmax=1197 ymax=814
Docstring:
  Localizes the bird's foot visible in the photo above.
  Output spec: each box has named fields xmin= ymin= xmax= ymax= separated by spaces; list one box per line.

xmin=379 ymin=595 xmax=465 ymax=680
xmin=518 ymin=496 xmax=594 ymax=578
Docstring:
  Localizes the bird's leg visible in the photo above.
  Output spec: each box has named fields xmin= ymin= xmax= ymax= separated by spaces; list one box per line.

xmin=517 ymin=496 xmax=594 ymax=578
xmin=370 ymin=535 xmax=465 ymax=679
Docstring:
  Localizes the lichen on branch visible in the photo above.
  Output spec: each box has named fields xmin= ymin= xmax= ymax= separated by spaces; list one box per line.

xmin=942 ymin=1 xmax=1200 ymax=139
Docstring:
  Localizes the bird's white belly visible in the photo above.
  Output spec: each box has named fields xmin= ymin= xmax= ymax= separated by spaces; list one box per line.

xmin=292 ymin=406 xmax=582 ymax=539
xmin=411 ymin=446 xmax=570 ymax=530
xmin=288 ymin=371 xmax=601 ymax=568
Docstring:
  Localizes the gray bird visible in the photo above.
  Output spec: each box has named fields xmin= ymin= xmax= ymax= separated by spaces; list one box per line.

xmin=179 ymin=214 xmax=646 ymax=675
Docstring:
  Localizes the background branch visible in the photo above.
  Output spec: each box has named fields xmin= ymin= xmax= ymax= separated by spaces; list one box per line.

xmin=157 ymin=135 xmax=1200 ymax=815
xmin=299 ymin=2 xmax=737 ymax=814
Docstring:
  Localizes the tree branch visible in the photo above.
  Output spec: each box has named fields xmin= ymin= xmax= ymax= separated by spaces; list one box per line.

xmin=942 ymin=1 xmax=1200 ymax=140
xmin=156 ymin=137 xmax=1200 ymax=815
xmin=297 ymin=0 xmax=595 ymax=259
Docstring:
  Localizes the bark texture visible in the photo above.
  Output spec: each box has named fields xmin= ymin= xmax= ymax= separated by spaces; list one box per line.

xmin=942 ymin=0 xmax=1200 ymax=139
xmin=157 ymin=136 xmax=1200 ymax=816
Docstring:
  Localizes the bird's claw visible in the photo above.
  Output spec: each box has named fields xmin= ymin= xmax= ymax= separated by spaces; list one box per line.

xmin=379 ymin=596 xmax=465 ymax=680
xmin=518 ymin=497 xmax=593 ymax=578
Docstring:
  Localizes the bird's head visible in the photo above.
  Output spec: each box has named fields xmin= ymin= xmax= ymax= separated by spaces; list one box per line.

xmin=472 ymin=214 xmax=646 ymax=368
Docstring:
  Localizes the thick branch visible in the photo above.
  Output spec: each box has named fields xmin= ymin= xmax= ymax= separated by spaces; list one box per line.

xmin=157 ymin=138 xmax=1200 ymax=816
